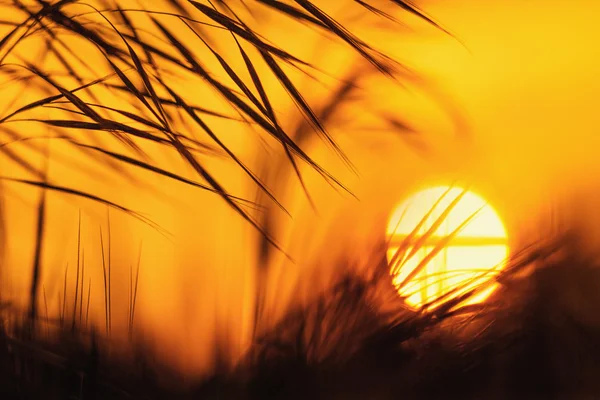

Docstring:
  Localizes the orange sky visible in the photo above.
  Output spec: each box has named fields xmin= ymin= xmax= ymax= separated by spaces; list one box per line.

xmin=1 ymin=0 xmax=600 ymax=375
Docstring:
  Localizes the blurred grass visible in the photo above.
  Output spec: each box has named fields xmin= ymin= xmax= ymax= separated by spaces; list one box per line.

xmin=2 ymin=1 xmax=600 ymax=399
xmin=1 ymin=228 xmax=600 ymax=399
xmin=0 ymin=1 xmax=459 ymax=355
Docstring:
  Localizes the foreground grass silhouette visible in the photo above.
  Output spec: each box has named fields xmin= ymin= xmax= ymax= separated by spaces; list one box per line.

xmin=2 ymin=230 xmax=600 ymax=399
xmin=2 ymin=2 xmax=599 ymax=399
xmin=0 ymin=3 xmax=462 ymax=374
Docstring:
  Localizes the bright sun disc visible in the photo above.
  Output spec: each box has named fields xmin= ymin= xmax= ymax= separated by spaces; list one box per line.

xmin=386 ymin=186 xmax=509 ymax=310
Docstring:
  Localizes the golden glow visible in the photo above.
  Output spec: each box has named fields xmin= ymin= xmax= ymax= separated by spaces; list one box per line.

xmin=386 ymin=186 xmax=508 ymax=310
xmin=1 ymin=0 xmax=599 ymax=377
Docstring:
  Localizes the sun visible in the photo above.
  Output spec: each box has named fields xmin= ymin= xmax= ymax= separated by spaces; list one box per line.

xmin=386 ymin=186 xmax=509 ymax=311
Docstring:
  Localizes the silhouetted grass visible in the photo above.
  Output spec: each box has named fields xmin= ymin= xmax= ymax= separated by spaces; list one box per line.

xmin=0 ymin=0 xmax=445 ymax=244
xmin=4 ymin=2 xmax=596 ymax=400
xmin=27 ymin=168 xmax=47 ymax=328
xmin=3 ymin=228 xmax=600 ymax=399
xmin=0 ymin=180 xmax=587 ymax=399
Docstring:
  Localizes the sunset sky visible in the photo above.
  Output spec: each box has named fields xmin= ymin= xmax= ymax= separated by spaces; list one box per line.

xmin=1 ymin=0 xmax=599 ymax=375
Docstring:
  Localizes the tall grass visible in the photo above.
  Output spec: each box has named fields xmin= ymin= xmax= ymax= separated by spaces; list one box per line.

xmin=0 ymin=0 xmax=455 ymax=345
xmin=2 ymin=182 xmax=600 ymax=398
xmin=2 ymin=200 xmax=587 ymax=398
xmin=0 ymin=0 xmax=447 ymax=240
xmin=4 ymin=1 xmax=589 ymax=399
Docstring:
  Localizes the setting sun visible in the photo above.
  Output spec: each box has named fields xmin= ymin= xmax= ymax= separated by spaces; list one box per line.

xmin=386 ymin=186 xmax=509 ymax=310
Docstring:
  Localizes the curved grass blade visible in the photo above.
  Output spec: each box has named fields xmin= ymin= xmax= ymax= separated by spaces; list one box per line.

xmin=0 ymin=177 xmax=166 ymax=235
